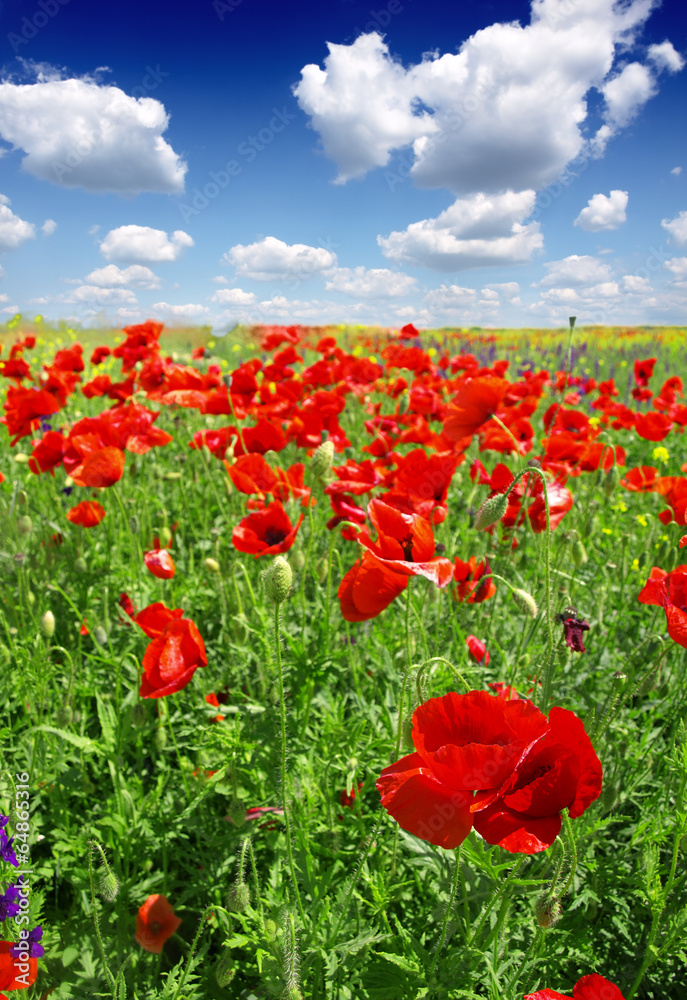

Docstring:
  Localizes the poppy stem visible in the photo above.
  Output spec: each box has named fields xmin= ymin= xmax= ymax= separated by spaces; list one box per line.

xmin=427 ymin=846 xmax=462 ymax=982
xmin=556 ymin=810 xmax=578 ymax=900
xmin=87 ymin=841 xmax=116 ymax=991
xmin=273 ymin=602 xmax=307 ymax=928
xmin=489 ymin=413 xmax=525 ymax=456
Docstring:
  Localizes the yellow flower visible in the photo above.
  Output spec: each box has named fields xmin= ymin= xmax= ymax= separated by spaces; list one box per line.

xmin=636 ymin=514 xmax=648 ymax=527
xmin=652 ymin=446 xmax=669 ymax=465
xmin=602 ymin=528 xmax=612 ymax=535
xmin=611 ymin=501 xmax=628 ymax=513
xmin=631 ymin=558 xmax=639 ymax=571
xmin=588 ymin=416 xmax=601 ymax=427
xmin=208 ymin=340 xmax=215 ymax=349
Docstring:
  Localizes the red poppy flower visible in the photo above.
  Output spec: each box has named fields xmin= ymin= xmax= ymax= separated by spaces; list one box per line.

xmin=357 ymin=498 xmax=454 ymax=586
xmin=443 ymin=376 xmax=510 ymax=442
xmin=635 ymin=411 xmax=673 ymax=442
xmin=524 ymin=972 xmax=626 ymax=1000
xmin=135 ymin=602 xmax=184 ymax=638
xmin=28 ymin=430 xmax=65 ymax=476
xmin=66 ymin=500 xmax=106 ymax=527
xmin=135 ymin=895 xmax=182 ymax=953
xmin=119 ymin=593 xmax=137 ymax=621
xmin=377 ymin=691 xmax=601 ymax=854
xmin=452 ymin=556 xmax=496 ymax=603
xmin=620 ymin=466 xmax=658 ymax=492
xmin=140 ymin=617 xmax=207 ymax=698
xmin=466 ymin=635 xmax=489 ymax=665
xmin=232 ymin=499 xmax=303 ymax=557
xmin=70 ymin=446 xmax=126 ymax=488
xmin=224 ymin=454 xmax=278 ymax=498
xmin=338 ymin=550 xmax=409 ymax=621
xmin=488 ymin=682 xmax=521 ymax=701
xmin=0 ymin=939 xmax=38 ymax=991
xmin=144 ymin=549 xmax=176 ymax=580
xmin=634 ymin=357 xmax=656 ymax=388
xmin=638 ymin=565 xmax=687 ymax=647
xmin=90 ymin=345 xmax=112 ymax=365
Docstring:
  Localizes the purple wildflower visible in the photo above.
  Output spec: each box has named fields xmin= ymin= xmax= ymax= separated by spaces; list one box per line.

xmin=0 ymin=827 xmax=18 ymax=867
xmin=557 ymin=610 xmax=591 ymax=653
xmin=10 ymin=925 xmax=44 ymax=958
xmin=0 ymin=885 xmax=21 ymax=921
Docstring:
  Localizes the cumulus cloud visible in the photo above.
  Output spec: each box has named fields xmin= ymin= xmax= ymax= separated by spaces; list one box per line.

xmin=622 ymin=274 xmax=652 ymax=293
xmin=647 ymin=41 xmax=685 ymax=74
xmin=210 ymin=287 xmax=257 ymax=305
xmin=41 ymin=219 xmax=57 ymax=236
xmin=151 ymin=302 xmax=211 ymax=319
xmin=223 ymin=236 xmax=337 ymax=281
xmin=423 ymin=284 xmax=477 ymax=310
xmin=0 ymin=74 xmax=187 ymax=194
xmin=535 ymin=254 xmax=614 ymax=287
xmin=99 ymin=225 xmax=194 ymax=263
xmin=664 ymin=257 xmax=687 ymax=285
xmin=0 ymin=194 xmax=36 ymax=251
xmin=70 ymin=285 xmax=138 ymax=305
xmin=378 ymin=190 xmax=543 ymax=271
xmin=661 ymin=211 xmax=687 ymax=245
xmin=574 ymin=189 xmax=628 ymax=231
xmin=295 ymin=2 xmax=669 ymax=195
xmin=83 ymin=264 xmax=161 ymax=289
xmin=671 ymin=166 xmax=682 ymax=176
xmin=324 ymin=266 xmax=416 ymax=297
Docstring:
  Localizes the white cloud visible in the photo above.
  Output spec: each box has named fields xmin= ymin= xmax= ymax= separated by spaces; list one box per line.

xmin=647 ymin=41 xmax=685 ymax=74
xmin=574 ymin=189 xmax=628 ymax=231
xmin=70 ymin=285 xmax=138 ymax=305
xmin=41 ymin=218 xmax=57 ymax=236
xmin=0 ymin=194 xmax=36 ymax=251
xmin=671 ymin=166 xmax=682 ymax=176
xmin=536 ymin=254 xmax=614 ymax=286
xmin=485 ymin=281 xmax=520 ymax=300
xmin=152 ymin=302 xmax=211 ymax=319
xmin=212 ymin=275 xmax=229 ymax=284
xmin=664 ymin=257 xmax=687 ymax=285
xmin=0 ymin=74 xmax=187 ymax=195
xmin=622 ymin=274 xmax=652 ymax=293
xmin=83 ymin=264 xmax=161 ymax=289
xmin=661 ymin=211 xmax=687 ymax=246
xmin=423 ymin=284 xmax=477 ymax=310
xmin=99 ymin=225 xmax=193 ymax=263
xmin=324 ymin=266 xmax=416 ymax=297
xmin=378 ymin=190 xmax=543 ymax=271
xmin=210 ymin=287 xmax=257 ymax=305
xmin=223 ymin=236 xmax=337 ymax=281
xmin=295 ymin=2 xmax=665 ymax=196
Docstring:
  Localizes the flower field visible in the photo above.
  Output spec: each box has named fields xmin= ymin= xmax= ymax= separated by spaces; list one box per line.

xmin=1 ymin=316 xmax=687 ymax=999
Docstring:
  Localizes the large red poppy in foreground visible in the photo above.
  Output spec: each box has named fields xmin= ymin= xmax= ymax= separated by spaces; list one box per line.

xmin=637 ymin=565 xmax=687 ymax=647
xmin=524 ymin=972 xmax=626 ymax=1000
xmin=443 ymin=376 xmax=510 ymax=442
xmin=377 ymin=690 xmax=601 ymax=854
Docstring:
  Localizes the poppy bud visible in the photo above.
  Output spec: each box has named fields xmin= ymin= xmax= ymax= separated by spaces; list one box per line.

xmin=225 ymin=880 xmax=250 ymax=913
xmin=74 ymin=557 xmax=88 ymax=574
xmin=603 ymin=465 xmax=620 ymax=497
xmin=290 ymin=550 xmax=306 ymax=571
xmin=315 ymin=555 xmax=328 ymax=583
xmin=56 ymin=704 xmax=74 ymax=727
xmin=474 ymin=492 xmax=508 ymax=530
xmin=40 ymin=610 xmax=55 ymax=638
xmin=129 ymin=515 xmax=140 ymax=535
xmin=612 ymin=670 xmax=627 ymax=686
xmin=216 ymin=952 xmax=236 ymax=987
xmin=205 ymin=557 xmax=221 ymax=574
xmin=264 ymin=919 xmax=278 ymax=941
xmin=17 ymin=515 xmax=32 ymax=536
xmin=535 ymin=894 xmax=562 ymax=928
xmin=154 ymin=725 xmax=168 ymax=751
xmin=27 ymin=590 xmax=35 ymax=606
xmin=401 ymin=714 xmax=414 ymax=747
xmin=13 ymin=452 xmax=29 ymax=464
xmin=92 ymin=625 xmax=108 ymax=646
xmin=158 ymin=526 xmax=172 ymax=548
xmin=311 ymin=439 xmax=335 ymax=480
xmin=512 ymin=588 xmax=538 ymax=618
xmin=99 ymin=868 xmax=120 ymax=903
xmin=16 ymin=489 xmax=28 ymax=506
xmin=264 ymin=556 xmax=293 ymax=604
xmin=131 ymin=703 xmax=147 ymax=727
xmin=572 ymin=540 xmax=588 ymax=566
xmin=201 ymin=444 xmax=212 ymax=462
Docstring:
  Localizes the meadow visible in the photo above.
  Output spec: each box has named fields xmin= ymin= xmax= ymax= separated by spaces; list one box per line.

xmin=0 ymin=315 xmax=686 ymax=1000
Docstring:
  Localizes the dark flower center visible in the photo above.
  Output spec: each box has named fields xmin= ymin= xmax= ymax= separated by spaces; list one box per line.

xmin=399 ymin=532 xmax=414 ymax=561
xmin=264 ymin=527 xmax=287 ymax=547
xmin=150 ymin=920 xmax=162 ymax=934
xmin=524 ymin=764 xmax=553 ymax=785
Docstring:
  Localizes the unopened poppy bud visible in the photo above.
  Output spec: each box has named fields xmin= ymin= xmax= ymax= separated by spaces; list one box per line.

xmin=612 ymin=670 xmax=627 ymax=686
xmin=154 ymin=725 xmax=168 ymax=751
xmin=401 ymin=715 xmax=414 ymax=747
xmin=603 ymin=465 xmax=620 ymax=497
xmin=512 ymin=588 xmax=538 ymax=618
xmin=92 ymin=625 xmax=108 ymax=646
xmin=99 ymin=868 xmax=119 ymax=903
xmin=17 ymin=515 xmax=32 ymax=535
xmin=225 ymin=880 xmax=250 ymax=913
xmin=27 ymin=590 xmax=35 ymax=606
xmin=535 ymin=894 xmax=562 ymax=928
xmin=264 ymin=556 xmax=293 ymax=604
xmin=56 ymin=704 xmax=74 ymax=727
xmin=474 ymin=492 xmax=508 ymax=530
xmin=311 ymin=439 xmax=335 ymax=479
xmin=131 ymin=703 xmax=147 ymax=727
xmin=201 ymin=444 xmax=213 ymax=462
xmin=74 ymin=557 xmax=88 ymax=574
xmin=158 ymin=526 xmax=172 ymax=548
xmin=315 ymin=556 xmax=328 ymax=583
xmin=16 ymin=489 xmax=28 ymax=506
xmin=572 ymin=540 xmax=588 ymax=566
xmin=129 ymin=515 xmax=140 ymax=535
xmin=40 ymin=610 xmax=55 ymax=638
xmin=290 ymin=550 xmax=305 ymax=571
xmin=216 ymin=952 xmax=236 ymax=987
xmin=264 ymin=919 xmax=278 ymax=941
xmin=205 ymin=557 xmax=221 ymax=574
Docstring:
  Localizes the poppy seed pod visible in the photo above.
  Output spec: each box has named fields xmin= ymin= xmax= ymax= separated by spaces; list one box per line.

xmin=264 ymin=556 xmax=293 ymax=604
xmin=310 ymin=439 xmax=335 ymax=479
xmin=40 ymin=610 xmax=55 ymax=638
xmin=474 ymin=492 xmax=509 ymax=530
xmin=512 ymin=588 xmax=539 ymax=618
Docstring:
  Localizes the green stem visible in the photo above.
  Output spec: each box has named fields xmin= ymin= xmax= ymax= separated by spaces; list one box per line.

xmin=327 ymin=810 xmax=383 ymax=948
xmin=274 ymin=602 xmax=307 ymax=927
xmin=428 ymin=846 xmax=462 ymax=982
xmin=87 ymin=842 xmax=116 ymax=991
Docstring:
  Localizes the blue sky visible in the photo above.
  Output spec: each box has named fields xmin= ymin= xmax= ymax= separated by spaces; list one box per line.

xmin=0 ymin=0 xmax=685 ymax=331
